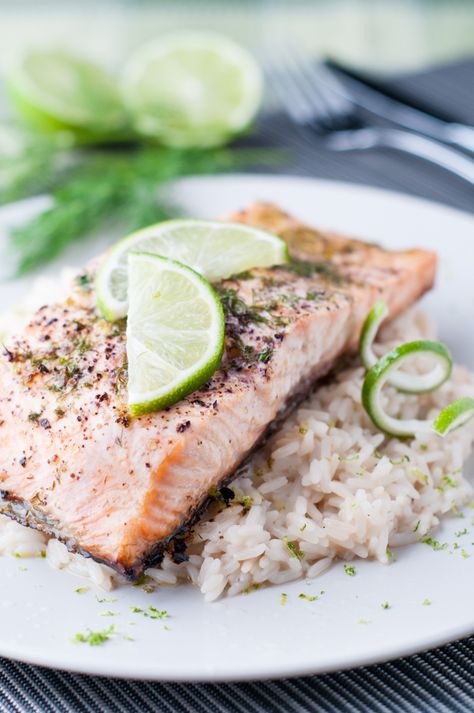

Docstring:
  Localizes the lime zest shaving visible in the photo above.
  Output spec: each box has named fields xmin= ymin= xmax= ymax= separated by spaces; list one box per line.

xmin=359 ymin=303 xmax=474 ymax=439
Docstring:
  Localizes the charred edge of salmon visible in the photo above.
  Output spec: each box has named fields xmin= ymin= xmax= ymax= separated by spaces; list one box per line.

xmin=124 ymin=353 xmax=359 ymax=579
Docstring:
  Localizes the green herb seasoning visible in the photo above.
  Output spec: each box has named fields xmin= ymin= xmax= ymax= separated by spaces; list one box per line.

xmin=298 ymin=593 xmax=317 ymax=602
xmin=73 ymin=624 xmax=116 ymax=646
xmin=130 ymin=606 xmax=168 ymax=620
xmin=286 ymin=258 xmax=343 ymax=284
xmin=242 ymin=584 xmax=260 ymax=595
xmin=344 ymin=565 xmax=357 ymax=577
xmin=421 ymin=538 xmax=448 ymax=551
xmin=283 ymin=538 xmax=304 ymax=561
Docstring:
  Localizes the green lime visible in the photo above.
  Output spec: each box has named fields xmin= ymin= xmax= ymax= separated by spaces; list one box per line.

xmin=96 ymin=218 xmax=288 ymax=321
xmin=7 ymin=49 xmax=128 ymax=142
xmin=121 ymin=32 xmax=263 ymax=147
xmin=126 ymin=252 xmax=224 ymax=415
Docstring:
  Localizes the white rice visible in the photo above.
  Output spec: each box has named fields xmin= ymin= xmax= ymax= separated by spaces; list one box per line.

xmin=1 ymin=273 xmax=473 ymax=600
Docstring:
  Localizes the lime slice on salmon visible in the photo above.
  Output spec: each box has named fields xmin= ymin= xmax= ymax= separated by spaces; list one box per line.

xmin=121 ymin=32 xmax=263 ymax=147
xmin=7 ymin=49 xmax=127 ymax=142
xmin=126 ymin=252 xmax=224 ymax=415
xmin=96 ymin=219 xmax=288 ymax=321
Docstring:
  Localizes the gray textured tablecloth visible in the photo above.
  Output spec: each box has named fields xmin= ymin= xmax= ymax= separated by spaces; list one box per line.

xmin=1 ymin=59 xmax=473 ymax=712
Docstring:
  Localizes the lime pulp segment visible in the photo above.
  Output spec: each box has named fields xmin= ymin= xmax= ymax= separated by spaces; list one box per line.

xmin=126 ymin=252 xmax=224 ymax=415
xmin=121 ymin=32 xmax=262 ymax=147
xmin=7 ymin=49 xmax=127 ymax=137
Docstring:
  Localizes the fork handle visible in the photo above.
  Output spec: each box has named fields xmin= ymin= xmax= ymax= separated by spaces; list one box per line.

xmin=327 ymin=128 xmax=474 ymax=185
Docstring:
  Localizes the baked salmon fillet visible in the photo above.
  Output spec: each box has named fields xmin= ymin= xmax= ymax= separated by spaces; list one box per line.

xmin=0 ymin=204 xmax=437 ymax=578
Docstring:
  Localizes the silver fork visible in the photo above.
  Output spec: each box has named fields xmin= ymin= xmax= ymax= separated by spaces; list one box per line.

xmin=268 ymin=50 xmax=474 ymax=185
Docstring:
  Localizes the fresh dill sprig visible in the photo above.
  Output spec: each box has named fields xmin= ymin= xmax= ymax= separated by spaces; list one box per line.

xmin=6 ymin=143 xmax=283 ymax=276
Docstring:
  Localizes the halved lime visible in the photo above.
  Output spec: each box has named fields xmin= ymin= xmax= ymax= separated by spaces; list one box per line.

xmin=121 ymin=32 xmax=263 ymax=148
xmin=96 ymin=219 xmax=288 ymax=321
xmin=126 ymin=252 xmax=224 ymax=416
xmin=7 ymin=49 xmax=127 ymax=142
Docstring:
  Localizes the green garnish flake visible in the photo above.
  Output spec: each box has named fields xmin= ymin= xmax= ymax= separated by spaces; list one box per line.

xmin=148 ymin=607 xmax=169 ymax=620
xmin=280 ymin=593 xmax=288 ymax=607
xmin=410 ymin=469 xmax=429 ymax=485
xmin=258 ymin=346 xmax=273 ymax=364
xmin=130 ymin=606 xmax=168 ymax=620
xmin=381 ymin=602 xmax=391 ymax=610
xmin=100 ymin=610 xmax=119 ymax=617
xmin=386 ymin=546 xmax=394 ymax=562
xmin=238 ymin=495 xmax=253 ymax=514
xmin=75 ymin=586 xmax=89 ymax=594
xmin=298 ymin=593 xmax=317 ymax=602
xmin=357 ymin=618 xmax=370 ymax=625
xmin=283 ymin=538 xmax=304 ymax=560
xmin=242 ymin=583 xmax=260 ymax=595
xmin=95 ymin=595 xmax=117 ymax=603
xmin=73 ymin=624 xmax=116 ymax=646
xmin=461 ymin=549 xmax=470 ymax=559
xmin=132 ymin=574 xmax=147 ymax=587
xmin=338 ymin=454 xmax=359 ymax=462
xmin=421 ymin=538 xmax=448 ymax=552
xmin=40 ymin=550 xmax=46 ymax=558
xmin=455 ymin=528 xmax=468 ymax=538
xmin=413 ymin=520 xmax=421 ymax=533
xmin=422 ymin=598 xmax=431 ymax=606
xmin=300 ymin=523 xmax=307 ymax=532
xmin=443 ymin=475 xmax=457 ymax=489
xmin=344 ymin=565 xmax=357 ymax=577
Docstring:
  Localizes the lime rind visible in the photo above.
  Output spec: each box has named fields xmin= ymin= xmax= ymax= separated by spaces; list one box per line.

xmin=126 ymin=252 xmax=224 ymax=416
xmin=96 ymin=218 xmax=289 ymax=321
xmin=359 ymin=302 xmax=451 ymax=393
xmin=361 ymin=340 xmax=453 ymax=438
xmin=432 ymin=397 xmax=474 ymax=437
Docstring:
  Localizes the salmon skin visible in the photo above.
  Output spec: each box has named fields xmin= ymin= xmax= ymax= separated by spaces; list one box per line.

xmin=0 ymin=204 xmax=436 ymax=578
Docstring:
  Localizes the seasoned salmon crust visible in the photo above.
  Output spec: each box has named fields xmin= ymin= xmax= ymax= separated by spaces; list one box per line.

xmin=0 ymin=204 xmax=436 ymax=577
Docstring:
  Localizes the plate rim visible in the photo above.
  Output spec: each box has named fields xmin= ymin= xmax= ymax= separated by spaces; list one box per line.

xmin=0 ymin=173 xmax=473 ymax=682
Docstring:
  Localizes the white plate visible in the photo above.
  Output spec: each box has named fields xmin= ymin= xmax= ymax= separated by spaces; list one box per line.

xmin=0 ymin=175 xmax=473 ymax=681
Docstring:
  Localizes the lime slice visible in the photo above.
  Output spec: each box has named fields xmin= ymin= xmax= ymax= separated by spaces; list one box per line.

xmin=7 ymin=49 xmax=127 ymax=141
xmin=121 ymin=32 xmax=263 ymax=147
xmin=126 ymin=252 xmax=224 ymax=415
xmin=96 ymin=219 xmax=288 ymax=321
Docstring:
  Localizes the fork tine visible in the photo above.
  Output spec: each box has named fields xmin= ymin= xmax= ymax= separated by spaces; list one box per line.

xmin=309 ymin=62 xmax=353 ymax=115
xmin=278 ymin=46 xmax=334 ymax=128
xmin=288 ymin=48 xmax=354 ymax=130
xmin=268 ymin=55 xmax=321 ymax=125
